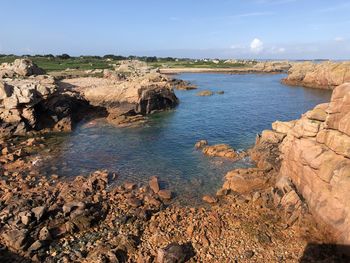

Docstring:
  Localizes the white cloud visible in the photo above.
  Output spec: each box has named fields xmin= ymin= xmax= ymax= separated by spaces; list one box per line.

xmin=270 ymin=46 xmax=286 ymax=53
xmin=250 ymin=38 xmax=264 ymax=53
xmin=334 ymin=37 xmax=345 ymax=42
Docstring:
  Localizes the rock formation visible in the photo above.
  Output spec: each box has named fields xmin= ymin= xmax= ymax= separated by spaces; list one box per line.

xmin=282 ymin=61 xmax=350 ymax=89
xmin=0 ymin=59 xmax=179 ymax=135
xmin=252 ymin=61 xmax=291 ymax=73
xmin=0 ymin=59 xmax=45 ymax=78
xmin=277 ymin=83 xmax=350 ymax=245
xmin=225 ymin=82 xmax=350 ymax=247
xmin=60 ymin=72 xmax=178 ymax=126
xmin=0 ymin=75 xmax=97 ymax=137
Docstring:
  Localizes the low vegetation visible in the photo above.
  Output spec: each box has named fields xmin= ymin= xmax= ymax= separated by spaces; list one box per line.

xmin=0 ymin=54 xmax=256 ymax=72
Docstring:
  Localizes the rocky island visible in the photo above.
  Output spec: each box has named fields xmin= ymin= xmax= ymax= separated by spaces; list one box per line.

xmin=0 ymin=57 xmax=349 ymax=262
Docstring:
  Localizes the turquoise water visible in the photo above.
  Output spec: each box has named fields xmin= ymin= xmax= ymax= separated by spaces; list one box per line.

xmin=39 ymin=73 xmax=331 ymax=204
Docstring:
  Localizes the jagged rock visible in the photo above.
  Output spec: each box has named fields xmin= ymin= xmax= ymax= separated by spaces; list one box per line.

xmin=0 ymin=59 xmax=45 ymax=78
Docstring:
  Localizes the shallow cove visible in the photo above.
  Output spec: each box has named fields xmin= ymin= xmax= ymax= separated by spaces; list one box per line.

xmin=38 ymin=73 xmax=331 ymax=205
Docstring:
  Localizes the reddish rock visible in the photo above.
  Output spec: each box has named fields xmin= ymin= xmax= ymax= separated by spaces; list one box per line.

xmin=158 ymin=190 xmax=172 ymax=200
xmin=202 ymin=195 xmax=217 ymax=204
xmin=149 ymin=176 xmax=160 ymax=193
xmin=202 ymin=144 xmax=238 ymax=159
xmin=282 ymin=61 xmax=350 ymax=89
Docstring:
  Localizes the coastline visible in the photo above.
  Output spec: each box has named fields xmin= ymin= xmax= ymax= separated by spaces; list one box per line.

xmin=0 ymin=59 xmax=349 ymax=262
xmin=159 ymin=67 xmax=286 ymax=74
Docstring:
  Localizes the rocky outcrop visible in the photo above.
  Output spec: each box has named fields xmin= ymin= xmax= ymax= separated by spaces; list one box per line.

xmin=252 ymin=61 xmax=291 ymax=73
xmin=221 ymin=83 xmax=350 ymax=247
xmin=241 ymin=83 xmax=350 ymax=246
xmin=282 ymin=61 xmax=350 ymax=89
xmin=0 ymin=76 xmax=97 ymax=137
xmin=60 ymin=72 xmax=178 ymax=126
xmin=0 ymin=59 xmax=45 ymax=78
xmin=275 ymin=83 xmax=350 ymax=245
xmin=0 ymin=76 xmax=57 ymax=136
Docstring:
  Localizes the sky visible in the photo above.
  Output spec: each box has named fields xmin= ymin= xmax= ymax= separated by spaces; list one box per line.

xmin=1 ymin=0 xmax=350 ymax=59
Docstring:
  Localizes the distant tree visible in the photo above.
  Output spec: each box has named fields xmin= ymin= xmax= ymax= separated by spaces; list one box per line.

xmin=57 ymin=53 xmax=71 ymax=59
xmin=164 ymin=57 xmax=175 ymax=61
xmin=44 ymin=54 xmax=55 ymax=58
xmin=146 ymin=56 xmax=157 ymax=62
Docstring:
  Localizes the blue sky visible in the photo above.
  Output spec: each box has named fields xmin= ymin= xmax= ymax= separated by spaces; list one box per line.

xmin=1 ymin=0 xmax=350 ymax=59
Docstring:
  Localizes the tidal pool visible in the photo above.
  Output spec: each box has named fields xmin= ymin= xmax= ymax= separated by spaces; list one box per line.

xmin=38 ymin=73 xmax=332 ymax=205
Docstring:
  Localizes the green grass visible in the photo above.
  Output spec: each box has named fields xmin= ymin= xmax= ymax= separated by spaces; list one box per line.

xmin=0 ymin=56 xmax=256 ymax=72
xmin=0 ymin=56 xmax=114 ymax=72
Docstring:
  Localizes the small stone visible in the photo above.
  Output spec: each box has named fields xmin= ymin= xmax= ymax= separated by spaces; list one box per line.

xmin=128 ymin=197 xmax=142 ymax=208
xmin=186 ymin=225 xmax=194 ymax=237
xmin=158 ymin=190 xmax=172 ymax=200
xmin=202 ymin=195 xmax=217 ymax=204
xmin=28 ymin=240 xmax=42 ymax=252
xmin=157 ymin=243 xmax=188 ymax=263
xmin=149 ymin=176 xmax=160 ymax=193
xmin=32 ymin=206 xmax=46 ymax=221
xmin=39 ymin=226 xmax=51 ymax=241
xmin=124 ymin=182 xmax=136 ymax=190
xmin=216 ymin=188 xmax=229 ymax=196
xmin=244 ymin=250 xmax=254 ymax=259
xmin=194 ymin=140 xmax=208 ymax=149
xmin=252 ymin=192 xmax=261 ymax=202
xmin=21 ymin=214 xmax=31 ymax=225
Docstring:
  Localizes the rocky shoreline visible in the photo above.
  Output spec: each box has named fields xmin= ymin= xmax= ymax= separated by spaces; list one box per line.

xmin=159 ymin=61 xmax=292 ymax=74
xmin=1 ymin=59 xmax=350 ymax=262
xmin=282 ymin=61 xmax=350 ymax=89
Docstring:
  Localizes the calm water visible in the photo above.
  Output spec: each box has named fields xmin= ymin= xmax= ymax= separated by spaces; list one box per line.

xmin=38 ymin=73 xmax=331 ymax=204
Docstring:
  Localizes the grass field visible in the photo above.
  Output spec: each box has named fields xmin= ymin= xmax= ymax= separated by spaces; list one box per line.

xmin=0 ymin=55 xmax=256 ymax=72
xmin=0 ymin=56 xmax=114 ymax=72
